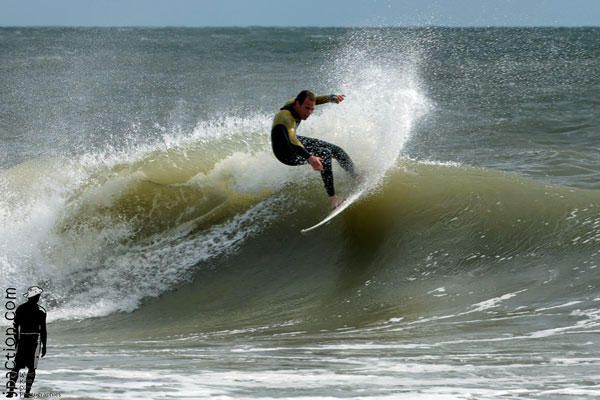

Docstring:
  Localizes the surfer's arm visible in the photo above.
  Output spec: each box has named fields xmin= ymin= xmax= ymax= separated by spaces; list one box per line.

xmin=285 ymin=94 xmax=345 ymax=106
xmin=316 ymin=94 xmax=345 ymax=105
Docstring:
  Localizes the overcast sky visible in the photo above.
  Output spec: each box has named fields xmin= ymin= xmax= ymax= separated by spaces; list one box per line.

xmin=1 ymin=0 xmax=599 ymax=27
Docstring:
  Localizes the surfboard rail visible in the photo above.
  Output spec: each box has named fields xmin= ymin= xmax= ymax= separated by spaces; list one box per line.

xmin=300 ymin=188 xmax=366 ymax=234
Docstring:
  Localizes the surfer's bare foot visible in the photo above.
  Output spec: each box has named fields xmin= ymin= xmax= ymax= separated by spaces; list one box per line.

xmin=329 ymin=195 xmax=345 ymax=210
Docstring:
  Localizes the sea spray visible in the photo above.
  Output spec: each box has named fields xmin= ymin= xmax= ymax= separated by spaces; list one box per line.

xmin=318 ymin=28 xmax=432 ymax=180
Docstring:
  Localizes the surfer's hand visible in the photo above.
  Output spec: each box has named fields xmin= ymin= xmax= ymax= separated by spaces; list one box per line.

xmin=308 ymin=155 xmax=323 ymax=171
xmin=41 ymin=345 xmax=46 ymax=357
xmin=331 ymin=94 xmax=345 ymax=104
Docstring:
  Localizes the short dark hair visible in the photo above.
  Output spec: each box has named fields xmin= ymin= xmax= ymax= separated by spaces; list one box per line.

xmin=295 ymin=90 xmax=316 ymax=104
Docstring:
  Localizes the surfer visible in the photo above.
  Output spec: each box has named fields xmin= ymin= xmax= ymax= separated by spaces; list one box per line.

xmin=271 ymin=90 xmax=358 ymax=210
xmin=6 ymin=287 xmax=47 ymax=398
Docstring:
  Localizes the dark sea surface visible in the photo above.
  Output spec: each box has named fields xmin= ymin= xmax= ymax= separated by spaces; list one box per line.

xmin=1 ymin=27 xmax=599 ymax=399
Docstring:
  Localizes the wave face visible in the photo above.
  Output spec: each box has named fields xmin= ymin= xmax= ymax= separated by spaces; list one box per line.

xmin=2 ymin=153 xmax=599 ymax=326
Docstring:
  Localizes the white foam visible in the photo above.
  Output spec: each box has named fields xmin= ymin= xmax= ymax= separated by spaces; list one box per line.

xmin=535 ymin=301 xmax=583 ymax=312
xmin=47 ymin=195 xmax=283 ymax=321
xmin=528 ymin=307 xmax=600 ymax=338
xmin=193 ymin=150 xmax=294 ymax=194
xmin=469 ymin=290 xmax=527 ymax=313
xmin=0 ymin=159 xmax=87 ymax=290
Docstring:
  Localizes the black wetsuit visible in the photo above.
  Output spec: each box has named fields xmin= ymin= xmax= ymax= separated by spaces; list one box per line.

xmin=271 ymin=96 xmax=356 ymax=196
xmin=7 ymin=301 xmax=47 ymax=397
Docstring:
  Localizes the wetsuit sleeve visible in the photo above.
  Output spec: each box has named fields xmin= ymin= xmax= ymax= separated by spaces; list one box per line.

xmin=316 ymin=95 xmax=335 ymax=105
xmin=287 ymin=95 xmax=335 ymax=106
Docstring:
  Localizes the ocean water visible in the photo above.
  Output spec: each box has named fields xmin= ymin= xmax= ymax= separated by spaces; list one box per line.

xmin=1 ymin=27 xmax=599 ymax=399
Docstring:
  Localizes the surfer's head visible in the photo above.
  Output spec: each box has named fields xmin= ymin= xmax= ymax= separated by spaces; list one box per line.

xmin=294 ymin=90 xmax=316 ymax=120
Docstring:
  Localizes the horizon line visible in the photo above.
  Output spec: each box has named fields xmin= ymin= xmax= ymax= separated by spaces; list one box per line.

xmin=1 ymin=24 xmax=599 ymax=29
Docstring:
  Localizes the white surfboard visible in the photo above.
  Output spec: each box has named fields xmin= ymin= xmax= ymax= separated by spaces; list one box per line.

xmin=300 ymin=188 xmax=366 ymax=234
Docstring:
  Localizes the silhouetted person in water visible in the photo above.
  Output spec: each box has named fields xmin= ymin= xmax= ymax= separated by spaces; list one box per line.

xmin=6 ymin=286 xmax=47 ymax=398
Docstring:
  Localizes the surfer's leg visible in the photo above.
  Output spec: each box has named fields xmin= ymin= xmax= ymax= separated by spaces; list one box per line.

xmin=299 ymin=136 xmax=356 ymax=176
xmin=329 ymin=143 xmax=357 ymax=178
xmin=319 ymin=156 xmax=335 ymax=197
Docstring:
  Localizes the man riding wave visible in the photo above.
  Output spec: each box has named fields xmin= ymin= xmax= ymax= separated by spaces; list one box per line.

xmin=271 ymin=90 xmax=358 ymax=209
